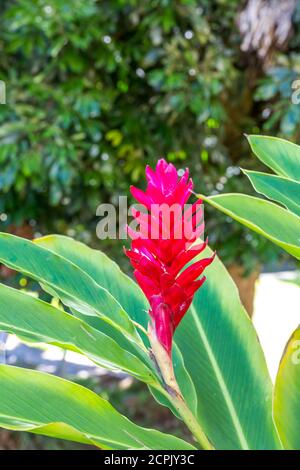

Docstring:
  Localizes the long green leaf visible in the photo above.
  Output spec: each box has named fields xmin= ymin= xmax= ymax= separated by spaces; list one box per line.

xmin=0 ymin=283 xmax=155 ymax=383
xmin=0 ymin=365 xmax=195 ymax=450
xmin=35 ymin=235 xmax=150 ymax=328
xmin=174 ymin=246 xmax=282 ymax=450
xmin=244 ymin=170 xmax=300 ymax=217
xmin=248 ymin=135 xmax=300 ymax=180
xmin=274 ymin=327 xmax=300 ymax=450
xmin=36 ymin=235 xmax=282 ymax=449
xmin=35 ymin=235 xmax=198 ymax=417
xmin=0 ymin=233 xmax=141 ymax=344
xmin=202 ymin=194 xmax=300 ymax=260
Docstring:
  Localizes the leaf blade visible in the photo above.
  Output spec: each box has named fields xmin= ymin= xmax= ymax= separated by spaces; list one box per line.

xmin=274 ymin=327 xmax=300 ymax=449
xmin=247 ymin=135 xmax=300 ymax=180
xmin=0 ymin=283 xmax=155 ymax=383
xmin=243 ymin=170 xmax=300 ymax=217
xmin=202 ymin=194 xmax=300 ymax=260
xmin=174 ymin=247 xmax=283 ymax=450
xmin=35 ymin=235 xmax=198 ymax=417
xmin=0 ymin=233 xmax=141 ymax=343
xmin=35 ymin=234 xmax=149 ymax=329
xmin=36 ymin=235 xmax=282 ymax=449
xmin=0 ymin=365 xmax=195 ymax=450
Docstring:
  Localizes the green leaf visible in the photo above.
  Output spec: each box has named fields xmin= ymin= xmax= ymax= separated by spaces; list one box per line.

xmin=243 ymin=170 xmax=300 ymax=217
xmin=247 ymin=135 xmax=300 ymax=180
xmin=0 ymin=233 xmax=140 ymax=344
xmin=0 ymin=365 xmax=195 ymax=450
xmin=202 ymin=194 xmax=300 ymax=260
xmin=34 ymin=235 xmax=149 ymax=330
xmin=0 ymin=283 xmax=155 ymax=383
xmin=274 ymin=327 xmax=300 ymax=449
xmin=175 ymin=246 xmax=283 ymax=450
xmin=35 ymin=235 xmax=198 ymax=417
xmin=36 ymin=235 xmax=282 ymax=449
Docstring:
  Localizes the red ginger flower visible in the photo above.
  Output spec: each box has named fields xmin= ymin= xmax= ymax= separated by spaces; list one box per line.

xmin=125 ymin=159 xmax=214 ymax=356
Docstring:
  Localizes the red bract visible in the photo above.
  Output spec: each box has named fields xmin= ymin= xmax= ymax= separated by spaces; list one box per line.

xmin=125 ymin=159 xmax=214 ymax=356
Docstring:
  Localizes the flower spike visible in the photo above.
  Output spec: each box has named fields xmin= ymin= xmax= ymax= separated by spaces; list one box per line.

xmin=125 ymin=159 xmax=214 ymax=357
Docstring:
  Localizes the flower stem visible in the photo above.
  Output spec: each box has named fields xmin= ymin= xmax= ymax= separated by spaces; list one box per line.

xmin=153 ymin=381 xmax=214 ymax=450
xmin=169 ymin=392 xmax=214 ymax=450
xmin=149 ymin=326 xmax=214 ymax=450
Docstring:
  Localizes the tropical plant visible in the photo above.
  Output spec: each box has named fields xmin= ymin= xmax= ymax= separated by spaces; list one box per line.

xmin=202 ymin=135 xmax=300 ymax=261
xmin=0 ymin=156 xmax=299 ymax=450
xmin=202 ymin=135 xmax=300 ymax=450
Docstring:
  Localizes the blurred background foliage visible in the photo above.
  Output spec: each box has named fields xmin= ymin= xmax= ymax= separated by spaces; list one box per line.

xmin=0 ymin=0 xmax=299 ymax=276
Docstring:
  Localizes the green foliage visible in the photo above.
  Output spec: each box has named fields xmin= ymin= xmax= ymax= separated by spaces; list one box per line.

xmin=175 ymin=246 xmax=282 ymax=450
xmin=203 ymin=193 xmax=300 ymax=260
xmin=0 ymin=283 xmax=153 ymax=381
xmin=0 ymin=233 xmax=284 ymax=449
xmin=0 ymin=364 xmax=194 ymax=450
xmin=34 ymin=234 xmax=281 ymax=449
xmin=243 ymin=170 xmax=300 ymax=217
xmin=203 ymin=135 xmax=300 ymax=261
xmin=253 ymin=3 xmax=300 ymax=136
xmin=0 ymin=0 xmax=297 ymax=270
xmin=0 ymin=132 xmax=299 ymax=447
xmin=274 ymin=326 xmax=300 ymax=450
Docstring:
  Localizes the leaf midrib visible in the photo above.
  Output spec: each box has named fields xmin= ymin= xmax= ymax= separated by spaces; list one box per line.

xmin=190 ymin=305 xmax=249 ymax=450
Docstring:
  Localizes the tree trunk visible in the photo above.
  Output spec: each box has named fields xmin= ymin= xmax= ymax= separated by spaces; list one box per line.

xmin=0 ymin=223 xmax=34 ymax=279
xmin=227 ymin=264 xmax=260 ymax=317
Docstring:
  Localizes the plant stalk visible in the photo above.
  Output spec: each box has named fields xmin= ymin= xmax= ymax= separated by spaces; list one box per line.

xmin=148 ymin=325 xmax=214 ymax=450
xmin=170 ymin=391 xmax=214 ymax=450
